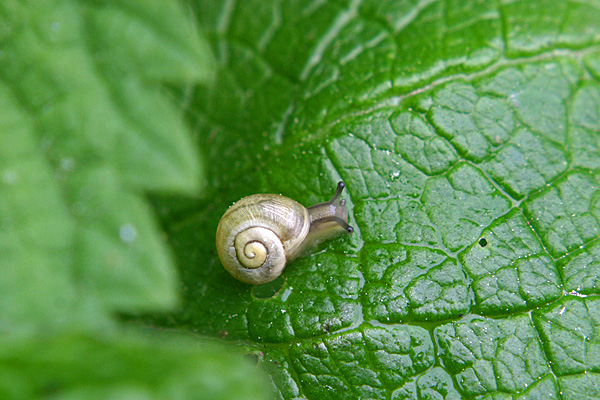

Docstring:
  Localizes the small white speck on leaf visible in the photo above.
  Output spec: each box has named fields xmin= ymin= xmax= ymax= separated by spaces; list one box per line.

xmin=2 ymin=170 xmax=18 ymax=184
xmin=119 ymin=223 xmax=137 ymax=243
xmin=558 ymin=306 xmax=566 ymax=315
xmin=60 ymin=158 xmax=75 ymax=171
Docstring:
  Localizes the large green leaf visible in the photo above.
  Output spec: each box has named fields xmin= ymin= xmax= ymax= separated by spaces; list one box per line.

xmin=4 ymin=0 xmax=600 ymax=399
xmin=160 ymin=0 xmax=600 ymax=399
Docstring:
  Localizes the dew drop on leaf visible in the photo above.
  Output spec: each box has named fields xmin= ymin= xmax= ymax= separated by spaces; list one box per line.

xmin=119 ymin=223 xmax=137 ymax=243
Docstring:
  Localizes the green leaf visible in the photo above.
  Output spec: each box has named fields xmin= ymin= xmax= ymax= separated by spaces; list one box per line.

xmin=0 ymin=0 xmax=211 ymax=317
xmin=5 ymin=0 xmax=600 ymax=398
xmin=0 ymin=1 xmax=268 ymax=399
xmin=0 ymin=330 xmax=267 ymax=400
xmin=158 ymin=0 xmax=600 ymax=399
xmin=0 ymin=81 xmax=76 ymax=331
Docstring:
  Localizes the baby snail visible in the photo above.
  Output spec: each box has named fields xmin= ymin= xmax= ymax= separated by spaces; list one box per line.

xmin=216 ymin=181 xmax=353 ymax=285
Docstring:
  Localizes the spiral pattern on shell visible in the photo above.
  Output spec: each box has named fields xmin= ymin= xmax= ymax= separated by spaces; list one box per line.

xmin=234 ymin=226 xmax=284 ymax=270
xmin=216 ymin=194 xmax=310 ymax=285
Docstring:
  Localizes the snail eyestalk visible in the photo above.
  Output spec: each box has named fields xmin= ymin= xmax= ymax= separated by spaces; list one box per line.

xmin=303 ymin=181 xmax=353 ymax=253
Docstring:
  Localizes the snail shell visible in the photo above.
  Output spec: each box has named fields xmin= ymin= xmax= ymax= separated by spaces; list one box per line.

xmin=216 ymin=182 xmax=353 ymax=285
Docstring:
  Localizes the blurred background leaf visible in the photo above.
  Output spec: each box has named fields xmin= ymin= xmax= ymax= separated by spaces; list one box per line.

xmin=0 ymin=1 xmax=267 ymax=399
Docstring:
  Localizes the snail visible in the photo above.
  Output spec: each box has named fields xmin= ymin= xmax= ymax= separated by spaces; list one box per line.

xmin=216 ymin=181 xmax=353 ymax=285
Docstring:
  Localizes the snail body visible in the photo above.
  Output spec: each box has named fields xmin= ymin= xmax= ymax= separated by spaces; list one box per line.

xmin=216 ymin=182 xmax=353 ymax=285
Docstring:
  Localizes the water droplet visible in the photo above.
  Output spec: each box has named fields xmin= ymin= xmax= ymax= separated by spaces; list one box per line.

xmin=2 ymin=170 xmax=18 ymax=184
xmin=119 ymin=223 xmax=137 ymax=243
xmin=60 ymin=158 xmax=75 ymax=171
